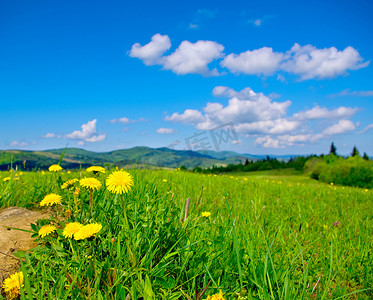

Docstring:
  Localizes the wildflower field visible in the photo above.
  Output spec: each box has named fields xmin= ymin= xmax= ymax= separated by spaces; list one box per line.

xmin=0 ymin=167 xmax=372 ymax=299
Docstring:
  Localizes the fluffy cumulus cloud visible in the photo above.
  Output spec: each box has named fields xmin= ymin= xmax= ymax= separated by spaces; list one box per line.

xmin=165 ymin=109 xmax=205 ymax=124
xmin=66 ymin=119 xmax=106 ymax=142
xmin=165 ymin=86 xmax=359 ymax=149
xmin=167 ymin=87 xmax=292 ymax=134
xmin=255 ymin=136 xmax=281 ymax=148
xmin=235 ymin=119 xmax=300 ymax=135
xmin=293 ymin=105 xmax=358 ymax=120
xmin=221 ymin=47 xmax=284 ymax=75
xmin=281 ymin=43 xmax=369 ymax=80
xmin=255 ymin=133 xmax=324 ymax=148
xmin=156 ymin=128 xmax=178 ymax=134
xmin=212 ymin=86 xmax=257 ymax=99
xmin=163 ymin=40 xmax=224 ymax=75
xmin=129 ymin=34 xmax=171 ymax=65
xmin=130 ymin=34 xmax=224 ymax=76
xmin=322 ymin=120 xmax=356 ymax=135
xmin=130 ymin=34 xmax=368 ymax=80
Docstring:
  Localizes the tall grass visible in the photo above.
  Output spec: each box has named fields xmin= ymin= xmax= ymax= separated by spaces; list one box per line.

xmin=0 ymin=169 xmax=372 ymax=299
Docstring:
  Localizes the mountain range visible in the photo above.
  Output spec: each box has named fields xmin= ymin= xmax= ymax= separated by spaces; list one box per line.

xmin=0 ymin=147 xmax=295 ymax=171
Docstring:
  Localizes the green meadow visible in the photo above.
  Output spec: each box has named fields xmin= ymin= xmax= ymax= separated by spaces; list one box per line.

xmin=0 ymin=168 xmax=372 ymax=299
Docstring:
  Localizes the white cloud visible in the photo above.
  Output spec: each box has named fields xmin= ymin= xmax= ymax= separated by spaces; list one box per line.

xmin=255 ymin=133 xmax=325 ymax=148
xmin=130 ymin=34 xmax=224 ymax=76
xmin=163 ymin=40 xmax=224 ymax=75
xmin=254 ymin=19 xmax=262 ymax=26
xmin=130 ymin=35 xmax=369 ymax=79
xmin=10 ymin=141 xmax=28 ymax=147
xmin=166 ymin=86 xmax=362 ymax=149
xmin=236 ymin=119 xmax=300 ymax=135
xmin=255 ymin=136 xmax=282 ymax=148
xmin=359 ymin=123 xmax=373 ymax=134
xmin=282 ymin=43 xmax=369 ymax=80
xmin=221 ymin=47 xmax=283 ymax=75
xmin=293 ymin=105 xmax=358 ymax=120
xmin=66 ymin=119 xmax=106 ymax=143
xmin=85 ymin=135 xmax=106 ymax=142
xmin=156 ymin=128 xmax=178 ymax=134
xmin=329 ymin=89 xmax=373 ymax=97
xmin=198 ymin=90 xmax=291 ymax=130
xmin=129 ymin=34 xmax=171 ymax=65
xmin=111 ymin=117 xmax=147 ymax=124
xmin=167 ymin=87 xmax=293 ymax=134
xmin=165 ymin=109 xmax=205 ymax=124
xmin=111 ymin=117 xmax=130 ymax=124
xmin=43 ymin=133 xmax=62 ymax=138
xmin=279 ymin=134 xmax=323 ymax=145
xmin=323 ymin=120 xmax=356 ymax=135
xmin=212 ymin=86 xmax=256 ymax=99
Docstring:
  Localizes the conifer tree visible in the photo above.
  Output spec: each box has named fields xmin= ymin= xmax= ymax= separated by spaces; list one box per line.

xmin=363 ymin=152 xmax=369 ymax=160
xmin=351 ymin=146 xmax=360 ymax=157
xmin=329 ymin=142 xmax=337 ymax=155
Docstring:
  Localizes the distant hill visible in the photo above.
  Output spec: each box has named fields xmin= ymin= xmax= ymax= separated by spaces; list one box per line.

xmin=0 ymin=147 xmax=295 ymax=171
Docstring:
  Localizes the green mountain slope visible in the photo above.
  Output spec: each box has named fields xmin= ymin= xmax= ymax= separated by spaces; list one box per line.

xmin=0 ymin=146 xmax=276 ymax=170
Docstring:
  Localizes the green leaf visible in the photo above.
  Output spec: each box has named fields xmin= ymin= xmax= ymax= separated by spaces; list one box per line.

xmin=13 ymin=250 xmax=26 ymax=258
xmin=156 ymin=276 xmax=175 ymax=289
xmin=144 ymin=275 xmax=155 ymax=300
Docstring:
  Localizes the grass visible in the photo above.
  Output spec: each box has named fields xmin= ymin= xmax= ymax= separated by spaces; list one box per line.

xmin=0 ymin=168 xmax=372 ymax=299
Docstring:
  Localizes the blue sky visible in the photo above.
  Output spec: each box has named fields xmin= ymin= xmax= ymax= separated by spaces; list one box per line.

xmin=1 ymin=0 xmax=372 ymax=155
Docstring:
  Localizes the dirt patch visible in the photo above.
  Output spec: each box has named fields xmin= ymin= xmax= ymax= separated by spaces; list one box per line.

xmin=0 ymin=207 xmax=49 ymax=284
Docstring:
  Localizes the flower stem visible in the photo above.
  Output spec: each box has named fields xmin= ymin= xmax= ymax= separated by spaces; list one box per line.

xmin=121 ymin=194 xmax=130 ymax=232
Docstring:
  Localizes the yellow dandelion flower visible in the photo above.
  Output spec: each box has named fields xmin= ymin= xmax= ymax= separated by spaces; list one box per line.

xmin=74 ymin=223 xmax=102 ymax=240
xmin=61 ymin=178 xmax=78 ymax=189
xmin=2 ymin=271 xmax=24 ymax=300
xmin=41 ymin=171 xmax=45 ymax=175
xmin=365 ymin=189 xmax=369 ymax=192
xmin=40 ymin=193 xmax=62 ymax=207
xmin=86 ymin=166 xmax=106 ymax=173
xmin=106 ymin=170 xmax=134 ymax=194
xmin=49 ymin=164 xmax=63 ymax=172
xmin=67 ymin=170 xmax=71 ymax=174
xmin=202 ymin=212 xmax=211 ymax=218
xmin=80 ymin=177 xmax=102 ymax=190
xmin=204 ymin=290 xmax=225 ymax=300
xmin=73 ymin=187 xmax=80 ymax=196
xmin=330 ymin=182 xmax=334 ymax=186
xmin=163 ymin=179 xmax=167 ymax=183
xmin=38 ymin=225 xmax=57 ymax=237
xmin=3 ymin=177 xmax=11 ymax=182
xmin=63 ymin=222 xmax=83 ymax=238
